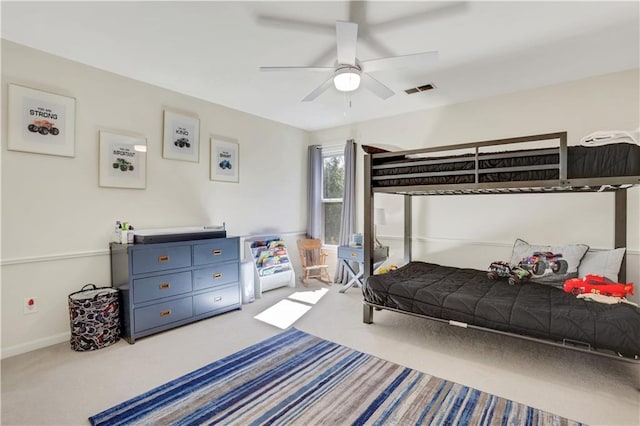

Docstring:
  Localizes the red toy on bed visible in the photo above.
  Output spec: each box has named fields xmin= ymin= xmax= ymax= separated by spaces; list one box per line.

xmin=563 ymin=275 xmax=634 ymax=297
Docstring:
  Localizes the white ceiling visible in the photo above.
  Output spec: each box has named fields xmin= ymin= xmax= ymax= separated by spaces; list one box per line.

xmin=2 ymin=1 xmax=639 ymax=131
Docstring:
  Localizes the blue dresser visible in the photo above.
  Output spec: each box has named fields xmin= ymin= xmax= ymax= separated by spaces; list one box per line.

xmin=110 ymin=237 xmax=241 ymax=343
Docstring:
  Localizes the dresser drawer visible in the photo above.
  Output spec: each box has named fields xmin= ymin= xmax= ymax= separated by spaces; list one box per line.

xmin=132 ymin=245 xmax=191 ymax=274
xmin=133 ymin=271 xmax=192 ymax=304
xmin=193 ymin=238 xmax=239 ymax=266
xmin=193 ymin=263 xmax=239 ymax=290
xmin=134 ymin=296 xmax=193 ymax=332
xmin=194 ymin=285 xmax=240 ymax=316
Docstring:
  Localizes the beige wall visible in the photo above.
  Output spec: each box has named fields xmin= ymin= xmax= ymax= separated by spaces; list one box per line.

xmin=311 ymin=69 xmax=640 ymax=302
xmin=2 ymin=38 xmax=639 ymax=357
xmin=1 ymin=40 xmax=309 ymax=357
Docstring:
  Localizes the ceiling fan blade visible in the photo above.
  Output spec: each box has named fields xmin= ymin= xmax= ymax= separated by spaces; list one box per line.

xmin=260 ymin=66 xmax=334 ymax=72
xmin=361 ymin=73 xmax=394 ymax=100
xmin=336 ymin=21 xmax=358 ymax=66
xmin=360 ymin=51 xmax=439 ymax=73
xmin=302 ymin=75 xmax=335 ymax=102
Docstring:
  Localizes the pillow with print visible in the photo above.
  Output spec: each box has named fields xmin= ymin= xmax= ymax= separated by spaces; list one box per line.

xmin=510 ymin=238 xmax=589 ymax=288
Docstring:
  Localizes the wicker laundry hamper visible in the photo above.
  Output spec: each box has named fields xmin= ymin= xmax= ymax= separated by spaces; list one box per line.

xmin=68 ymin=284 xmax=120 ymax=351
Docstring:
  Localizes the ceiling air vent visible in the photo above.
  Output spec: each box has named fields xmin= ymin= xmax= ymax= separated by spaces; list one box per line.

xmin=405 ymin=83 xmax=436 ymax=95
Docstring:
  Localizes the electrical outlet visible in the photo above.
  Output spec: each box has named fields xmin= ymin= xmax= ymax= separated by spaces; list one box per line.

xmin=24 ymin=297 xmax=38 ymax=314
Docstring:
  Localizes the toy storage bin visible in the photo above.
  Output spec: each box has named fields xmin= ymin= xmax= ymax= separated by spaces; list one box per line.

xmin=68 ymin=284 xmax=120 ymax=351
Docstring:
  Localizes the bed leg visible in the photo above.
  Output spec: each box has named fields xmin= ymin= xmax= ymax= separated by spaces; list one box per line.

xmin=363 ymin=304 xmax=374 ymax=324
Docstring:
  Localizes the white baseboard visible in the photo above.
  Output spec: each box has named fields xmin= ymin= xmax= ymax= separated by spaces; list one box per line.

xmin=2 ymin=332 xmax=70 ymax=359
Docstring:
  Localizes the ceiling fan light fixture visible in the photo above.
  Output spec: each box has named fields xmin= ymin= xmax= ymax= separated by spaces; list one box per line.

xmin=334 ymin=67 xmax=361 ymax=92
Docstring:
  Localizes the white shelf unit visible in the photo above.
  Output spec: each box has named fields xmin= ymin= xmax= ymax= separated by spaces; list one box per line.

xmin=244 ymin=235 xmax=295 ymax=297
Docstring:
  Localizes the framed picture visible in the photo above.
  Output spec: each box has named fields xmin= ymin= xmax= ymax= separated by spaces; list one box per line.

xmin=210 ymin=137 xmax=239 ymax=183
xmin=7 ymin=83 xmax=76 ymax=157
xmin=162 ymin=110 xmax=199 ymax=162
xmin=99 ymin=131 xmax=147 ymax=189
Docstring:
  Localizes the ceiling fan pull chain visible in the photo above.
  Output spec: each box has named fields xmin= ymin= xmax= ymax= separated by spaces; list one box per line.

xmin=343 ymin=91 xmax=354 ymax=117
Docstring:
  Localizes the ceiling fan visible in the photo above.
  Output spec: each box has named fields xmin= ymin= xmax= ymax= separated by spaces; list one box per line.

xmin=259 ymin=20 xmax=439 ymax=102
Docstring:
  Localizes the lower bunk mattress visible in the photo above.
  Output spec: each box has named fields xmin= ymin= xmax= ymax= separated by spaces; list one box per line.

xmin=363 ymin=262 xmax=640 ymax=358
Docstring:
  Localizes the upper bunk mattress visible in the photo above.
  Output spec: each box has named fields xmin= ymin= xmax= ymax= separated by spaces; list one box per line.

xmin=371 ymin=143 xmax=640 ymax=187
xmin=363 ymin=262 xmax=640 ymax=357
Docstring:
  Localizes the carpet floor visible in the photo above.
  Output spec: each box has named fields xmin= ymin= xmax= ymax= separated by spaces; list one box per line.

xmin=89 ymin=328 xmax=582 ymax=426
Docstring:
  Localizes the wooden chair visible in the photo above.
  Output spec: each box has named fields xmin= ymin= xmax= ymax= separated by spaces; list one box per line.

xmin=297 ymin=239 xmax=332 ymax=286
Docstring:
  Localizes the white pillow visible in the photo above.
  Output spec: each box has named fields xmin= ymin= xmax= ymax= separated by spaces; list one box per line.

xmin=578 ymin=248 xmax=626 ymax=282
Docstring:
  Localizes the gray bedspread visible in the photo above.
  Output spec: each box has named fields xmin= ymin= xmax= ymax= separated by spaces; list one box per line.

xmin=364 ymin=261 xmax=640 ymax=357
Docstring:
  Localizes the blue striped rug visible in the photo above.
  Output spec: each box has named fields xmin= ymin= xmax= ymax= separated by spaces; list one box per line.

xmin=90 ymin=328 xmax=583 ymax=425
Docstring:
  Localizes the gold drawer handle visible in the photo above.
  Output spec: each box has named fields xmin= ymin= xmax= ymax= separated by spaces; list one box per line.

xmin=159 ymin=283 xmax=170 ymax=290
xmin=351 ymin=253 xmax=358 ymax=257
xmin=160 ymin=309 xmax=172 ymax=317
xmin=214 ymin=296 xmax=222 ymax=302
xmin=158 ymin=255 xmax=170 ymax=263
xmin=213 ymin=273 xmax=222 ymax=279
xmin=212 ymin=249 xmax=222 ymax=256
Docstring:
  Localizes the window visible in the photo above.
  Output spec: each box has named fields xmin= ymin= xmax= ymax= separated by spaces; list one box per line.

xmin=321 ymin=148 xmax=344 ymax=245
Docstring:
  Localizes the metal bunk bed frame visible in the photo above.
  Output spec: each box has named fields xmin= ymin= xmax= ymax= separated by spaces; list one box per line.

xmin=362 ymin=131 xmax=640 ymax=363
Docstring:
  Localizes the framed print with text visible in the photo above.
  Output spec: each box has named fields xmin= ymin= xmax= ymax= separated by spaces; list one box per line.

xmin=7 ymin=84 xmax=76 ymax=157
xmin=99 ymin=131 xmax=147 ymax=189
xmin=162 ymin=110 xmax=199 ymax=162
xmin=210 ymin=137 xmax=239 ymax=183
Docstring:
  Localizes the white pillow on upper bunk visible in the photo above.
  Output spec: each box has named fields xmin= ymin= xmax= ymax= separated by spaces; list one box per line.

xmin=578 ymin=248 xmax=626 ymax=283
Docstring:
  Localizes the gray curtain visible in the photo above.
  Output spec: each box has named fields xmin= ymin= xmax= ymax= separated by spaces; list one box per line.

xmin=334 ymin=139 xmax=356 ymax=284
xmin=306 ymin=145 xmax=322 ymax=239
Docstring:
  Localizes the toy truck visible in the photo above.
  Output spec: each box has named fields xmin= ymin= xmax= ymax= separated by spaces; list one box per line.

xmin=487 ymin=261 xmax=531 ymax=285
